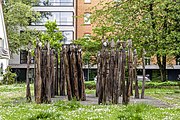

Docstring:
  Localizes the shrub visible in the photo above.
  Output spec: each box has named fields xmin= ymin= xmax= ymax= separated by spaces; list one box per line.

xmin=85 ymin=81 xmax=96 ymax=89
xmin=137 ymin=81 xmax=179 ymax=89
xmin=1 ymin=66 xmax=16 ymax=85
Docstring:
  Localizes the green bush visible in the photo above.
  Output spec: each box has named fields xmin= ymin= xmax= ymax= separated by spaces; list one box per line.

xmin=1 ymin=67 xmax=16 ymax=85
xmin=138 ymin=81 xmax=179 ymax=88
xmin=85 ymin=81 xmax=179 ymax=90
xmin=85 ymin=81 xmax=96 ymax=89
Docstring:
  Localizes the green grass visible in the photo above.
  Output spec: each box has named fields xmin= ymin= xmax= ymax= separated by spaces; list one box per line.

xmin=146 ymin=88 xmax=180 ymax=106
xmin=0 ymin=84 xmax=180 ymax=120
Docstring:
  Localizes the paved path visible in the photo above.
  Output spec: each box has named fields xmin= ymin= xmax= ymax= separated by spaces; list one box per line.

xmin=51 ymin=94 xmax=171 ymax=107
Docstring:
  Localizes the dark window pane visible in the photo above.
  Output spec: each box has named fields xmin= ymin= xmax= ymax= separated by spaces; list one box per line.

xmin=20 ymin=50 xmax=34 ymax=64
xmin=31 ymin=12 xmax=73 ymax=26
xmin=20 ymin=50 xmax=28 ymax=64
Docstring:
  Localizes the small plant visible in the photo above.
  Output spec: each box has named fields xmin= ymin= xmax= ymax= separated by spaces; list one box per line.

xmin=2 ymin=66 xmax=16 ymax=85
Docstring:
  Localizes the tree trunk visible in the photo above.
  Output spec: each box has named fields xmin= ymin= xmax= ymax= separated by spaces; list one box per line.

xmin=26 ymin=47 xmax=31 ymax=102
xmin=141 ymin=48 xmax=146 ymax=99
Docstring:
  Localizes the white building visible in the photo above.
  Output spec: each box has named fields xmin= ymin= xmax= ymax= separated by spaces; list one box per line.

xmin=9 ymin=0 xmax=76 ymax=81
xmin=0 ymin=0 xmax=10 ymax=78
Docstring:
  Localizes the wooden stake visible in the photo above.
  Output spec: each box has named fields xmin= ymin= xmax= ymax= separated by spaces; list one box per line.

xmin=26 ymin=42 xmax=31 ymax=102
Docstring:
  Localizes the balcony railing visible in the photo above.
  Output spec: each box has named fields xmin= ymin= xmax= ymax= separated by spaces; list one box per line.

xmin=31 ymin=20 xmax=73 ymax=26
xmin=32 ymin=1 xmax=74 ymax=7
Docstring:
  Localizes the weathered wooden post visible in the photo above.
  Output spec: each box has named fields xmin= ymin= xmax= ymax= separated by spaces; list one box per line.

xmin=109 ymin=40 xmax=115 ymax=103
xmin=98 ymin=40 xmax=106 ymax=104
xmin=41 ymin=48 xmax=47 ymax=102
xmin=121 ymin=41 xmax=127 ymax=105
xmin=134 ymin=49 xmax=139 ymax=98
xmin=35 ymin=41 xmax=42 ymax=104
xmin=141 ymin=48 xmax=146 ymax=99
xmin=64 ymin=45 xmax=72 ymax=100
xmin=71 ymin=44 xmax=79 ymax=100
xmin=96 ymin=52 xmax=101 ymax=97
xmin=102 ymin=40 xmax=108 ymax=104
xmin=51 ymin=49 xmax=55 ymax=98
xmin=113 ymin=40 xmax=119 ymax=104
xmin=60 ymin=46 xmax=66 ymax=96
xmin=127 ymin=40 xmax=133 ymax=100
xmin=77 ymin=45 xmax=86 ymax=101
xmin=55 ymin=51 xmax=59 ymax=96
xmin=117 ymin=40 xmax=122 ymax=98
xmin=45 ymin=42 xmax=52 ymax=103
xmin=26 ymin=42 xmax=32 ymax=102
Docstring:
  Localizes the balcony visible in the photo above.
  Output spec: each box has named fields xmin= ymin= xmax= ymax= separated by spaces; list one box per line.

xmin=32 ymin=0 xmax=74 ymax=7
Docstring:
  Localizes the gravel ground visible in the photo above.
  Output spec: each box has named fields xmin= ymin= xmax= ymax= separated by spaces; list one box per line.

xmin=51 ymin=94 xmax=172 ymax=107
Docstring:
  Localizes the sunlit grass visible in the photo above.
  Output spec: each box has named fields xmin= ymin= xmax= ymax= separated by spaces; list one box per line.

xmin=145 ymin=88 xmax=180 ymax=106
xmin=0 ymin=83 xmax=180 ymax=120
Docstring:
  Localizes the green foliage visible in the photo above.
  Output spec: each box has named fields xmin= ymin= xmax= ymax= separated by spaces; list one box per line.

xmin=54 ymin=100 xmax=82 ymax=111
xmin=74 ymin=37 xmax=101 ymax=63
xmin=38 ymin=21 xmax=63 ymax=50
xmin=85 ymin=81 xmax=96 ymax=89
xmin=91 ymin=0 xmax=180 ymax=82
xmin=91 ymin=0 xmax=180 ymax=55
xmin=3 ymin=0 xmax=41 ymax=54
xmin=118 ymin=104 xmax=151 ymax=120
xmin=29 ymin=111 xmax=53 ymax=120
xmin=1 ymin=67 xmax=16 ymax=85
xmin=138 ymin=81 xmax=179 ymax=89
xmin=85 ymin=81 xmax=179 ymax=90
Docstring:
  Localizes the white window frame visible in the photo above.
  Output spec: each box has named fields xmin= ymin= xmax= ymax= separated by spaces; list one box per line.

xmin=84 ymin=0 xmax=91 ymax=3
xmin=84 ymin=13 xmax=91 ymax=25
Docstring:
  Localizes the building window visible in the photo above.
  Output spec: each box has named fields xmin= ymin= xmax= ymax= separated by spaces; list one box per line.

xmin=62 ymin=31 xmax=74 ymax=44
xmin=84 ymin=0 xmax=91 ymax=3
xmin=84 ymin=33 xmax=91 ymax=40
xmin=20 ymin=50 xmax=34 ymax=64
xmin=145 ymin=57 xmax=150 ymax=65
xmin=176 ymin=57 xmax=180 ymax=65
xmin=84 ymin=13 xmax=91 ymax=25
xmin=31 ymin=11 xmax=74 ymax=26
xmin=34 ymin=0 xmax=74 ymax=6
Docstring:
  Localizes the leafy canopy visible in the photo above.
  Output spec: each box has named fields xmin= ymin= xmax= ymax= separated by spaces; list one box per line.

xmin=38 ymin=21 xmax=63 ymax=51
xmin=3 ymin=0 xmax=40 ymax=54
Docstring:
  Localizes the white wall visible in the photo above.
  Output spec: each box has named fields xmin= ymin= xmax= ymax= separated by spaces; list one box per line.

xmin=9 ymin=53 xmax=20 ymax=65
xmin=0 ymin=1 xmax=10 ymax=76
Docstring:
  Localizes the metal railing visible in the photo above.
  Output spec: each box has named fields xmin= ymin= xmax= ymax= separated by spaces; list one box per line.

xmin=31 ymin=20 xmax=73 ymax=26
xmin=32 ymin=1 xmax=74 ymax=7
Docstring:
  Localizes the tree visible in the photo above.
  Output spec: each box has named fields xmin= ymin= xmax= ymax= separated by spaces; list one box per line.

xmin=39 ymin=21 xmax=63 ymax=49
xmin=74 ymin=37 xmax=101 ymax=64
xmin=3 ymin=0 xmax=40 ymax=54
xmin=91 ymin=0 xmax=180 ymax=82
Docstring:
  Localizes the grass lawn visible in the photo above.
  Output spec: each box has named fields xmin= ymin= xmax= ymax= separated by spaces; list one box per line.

xmin=146 ymin=88 xmax=180 ymax=106
xmin=0 ymin=84 xmax=180 ymax=120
